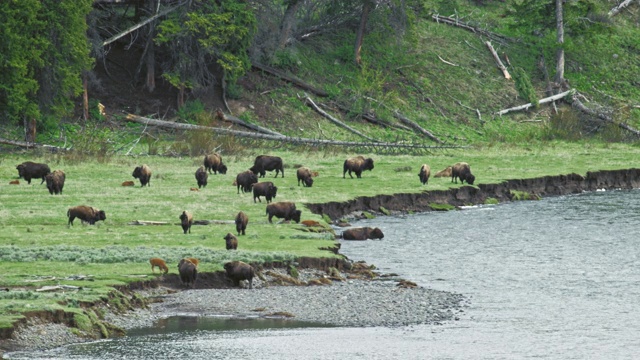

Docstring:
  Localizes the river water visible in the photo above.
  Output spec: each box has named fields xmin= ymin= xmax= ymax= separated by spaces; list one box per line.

xmin=7 ymin=189 xmax=640 ymax=359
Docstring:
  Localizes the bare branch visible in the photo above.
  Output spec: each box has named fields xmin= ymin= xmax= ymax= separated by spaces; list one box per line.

xmin=496 ymin=89 xmax=576 ymax=116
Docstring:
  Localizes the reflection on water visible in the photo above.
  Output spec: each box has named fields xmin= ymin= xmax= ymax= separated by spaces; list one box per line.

xmin=7 ymin=189 xmax=640 ymax=360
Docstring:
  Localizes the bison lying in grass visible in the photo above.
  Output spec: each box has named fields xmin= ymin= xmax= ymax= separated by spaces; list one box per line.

xmin=343 ymin=156 xmax=374 ymax=179
xmin=16 ymin=161 xmax=50 ymax=184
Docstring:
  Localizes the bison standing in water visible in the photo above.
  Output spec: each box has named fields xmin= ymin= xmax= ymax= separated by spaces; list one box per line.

xmin=16 ymin=161 xmax=50 ymax=184
xmin=342 ymin=227 xmax=385 ymax=240
xmin=45 ymin=170 xmax=66 ymax=195
xmin=418 ymin=164 xmax=430 ymax=185
xmin=132 ymin=164 xmax=152 ymax=187
xmin=67 ymin=205 xmax=106 ymax=226
xmin=203 ymin=153 xmax=227 ymax=174
xmin=195 ymin=165 xmax=208 ymax=188
xmin=250 ymin=155 xmax=284 ymax=178
xmin=343 ymin=156 xmax=374 ymax=179
xmin=236 ymin=171 xmax=258 ymax=194
xmin=266 ymin=202 xmax=301 ymax=223
xmin=252 ymin=181 xmax=278 ymax=203
xmin=224 ymin=261 xmax=255 ymax=289
xmin=235 ymin=211 xmax=248 ymax=235
xmin=451 ymin=162 xmax=475 ymax=185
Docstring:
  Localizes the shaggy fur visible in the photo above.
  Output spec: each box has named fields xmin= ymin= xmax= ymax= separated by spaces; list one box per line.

xmin=236 ymin=170 xmax=258 ymax=194
xmin=16 ymin=161 xmax=51 ymax=184
xmin=203 ymin=153 xmax=227 ymax=174
xmin=235 ymin=211 xmax=248 ymax=235
xmin=179 ymin=210 xmax=193 ymax=234
xmin=250 ymin=155 xmax=284 ymax=178
xmin=132 ymin=164 xmax=152 ymax=187
xmin=343 ymin=156 xmax=374 ymax=179
xmin=186 ymin=257 xmax=199 ymax=267
xmin=224 ymin=232 xmax=238 ymax=250
xmin=296 ymin=167 xmax=314 ymax=187
xmin=252 ymin=181 xmax=278 ymax=203
xmin=434 ymin=166 xmax=452 ymax=178
xmin=342 ymin=227 xmax=385 ymax=240
xmin=224 ymin=261 xmax=255 ymax=289
xmin=195 ymin=165 xmax=208 ymax=188
xmin=45 ymin=170 xmax=65 ymax=195
xmin=418 ymin=164 xmax=431 ymax=185
xmin=67 ymin=205 xmax=106 ymax=226
xmin=149 ymin=257 xmax=169 ymax=274
xmin=451 ymin=162 xmax=475 ymax=185
xmin=178 ymin=258 xmax=198 ymax=288
xmin=266 ymin=202 xmax=302 ymax=223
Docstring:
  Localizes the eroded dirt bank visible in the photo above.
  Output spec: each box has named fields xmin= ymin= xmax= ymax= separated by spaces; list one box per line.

xmin=306 ymin=168 xmax=640 ymax=220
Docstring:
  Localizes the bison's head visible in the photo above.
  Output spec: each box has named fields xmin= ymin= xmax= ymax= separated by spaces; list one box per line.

xmin=304 ymin=177 xmax=314 ymax=187
xmin=96 ymin=210 xmax=107 ymax=221
xmin=16 ymin=164 xmax=25 ymax=177
xmin=292 ymin=210 xmax=302 ymax=224
xmin=364 ymin=158 xmax=375 ymax=171
xmin=370 ymin=227 xmax=385 ymax=239
xmin=132 ymin=166 xmax=142 ymax=178
xmin=218 ymin=164 xmax=228 ymax=174
xmin=466 ymin=174 xmax=476 ymax=185
xmin=270 ymin=185 xmax=278 ymax=197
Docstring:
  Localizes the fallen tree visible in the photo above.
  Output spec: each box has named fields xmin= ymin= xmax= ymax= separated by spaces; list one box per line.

xmin=304 ymin=96 xmax=378 ymax=142
xmin=495 ymin=89 xmax=576 ymax=116
xmin=393 ymin=112 xmax=443 ymax=143
xmin=571 ymin=94 xmax=640 ymax=137
xmin=0 ymin=137 xmax=71 ymax=152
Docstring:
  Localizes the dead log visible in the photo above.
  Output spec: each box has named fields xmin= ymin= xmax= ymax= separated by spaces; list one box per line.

xmin=214 ymin=109 xmax=284 ymax=137
xmin=0 ymin=137 xmax=70 ymax=152
xmin=431 ymin=14 xmax=516 ymax=45
xmin=609 ymin=0 xmax=635 ymax=16
xmin=571 ymin=94 xmax=640 ymax=137
xmin=485 ymin=41 xmax=511 ymax=79
xmin=128 ymin=220 xmax=170 ymax=225
xmin=496 ymin=89 xmax=575 ymax=116
xmin=393 ymin=112 xmax=443 ymax=143
xmin=252 ymin=63 xmax=328 ymax=97
xmin=304 ymin=96 xmax=378 ymax=142
xmin=319 ymin=102 xmax=413 ymax=132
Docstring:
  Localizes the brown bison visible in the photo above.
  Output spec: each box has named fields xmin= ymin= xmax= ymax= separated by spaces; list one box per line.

xmin=203 ymin=153 xmax=227 ymax=174
xmin=195 ymin=165 xmax=208 ymax=188
xmin=266 ymin=202 xmax=302 ymax=224
xmin=224 ymin=232 xmax=238 ymax=250
xmin=121 ymin=180 xmax=135 ymax=186
xmin=149 ymin=257 xmax=169 ymax=274
xmin=235 ymin=211 xmax=248 ymax=235
xmin=179 ymin=210 xmax=193 ymax=234
xmin=236 ymin=170 xmax=258 ymax=194
xmin=250 ymin=155 xmax=284 ymax=178
xmin=301 ymin=220 xmax=321 ymax=227
xmin=67 ymin=205 xmax=106 ymax=226
xmin=9 ymin=180 xmax=19 ymax=185
xmin=45 ymin=170 xmax=65 ymax=195
xmin=342 ymin=227 xmax=385 ymax=240
xmin=186 ymin=257 xmax=199 ymax=267
xmin=434 ymin=166 xmax=452 ymax=178
xmin=343 ymin=156 xmax=374 ymax=179
xmin=252 ymin=181 xmax=278 ymax=203
xmin=178 ymin=258 xmax=198 ymax=288
xmin=418 ymin=164 xmax=431 ymax=185
xmin=451 ymin=162 xmax=475 ymax=185
xmin=296 ymin=167 xmax=314 ymax=187
xmin=132 ymin=164 xmax=152 ymax=187
xmin=16 ymin=161 xmax=50 ymax=184
xmin=224 ymin=261 xmax=255 ymax=289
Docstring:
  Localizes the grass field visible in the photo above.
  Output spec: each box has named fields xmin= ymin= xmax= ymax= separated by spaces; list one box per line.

xmin=1 ymin=141 xmax=640 ymax=329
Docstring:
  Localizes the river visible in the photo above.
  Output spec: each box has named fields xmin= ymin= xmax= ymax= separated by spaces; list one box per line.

xmin=6 ymin=189 xmax=640 ymax=359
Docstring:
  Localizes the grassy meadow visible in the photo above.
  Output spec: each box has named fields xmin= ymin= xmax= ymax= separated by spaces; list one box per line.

xmin=1 ymin=141 xmax=640 ymax=329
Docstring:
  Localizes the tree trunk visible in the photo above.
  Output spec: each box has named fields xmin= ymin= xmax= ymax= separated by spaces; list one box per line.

xmin=278 ymin=0 xmax=302 ymax=50
xmin=354 ymin=0 xmax=373 ymax=66
xmin=83 ymin=74 xmax=89 ymax=121
xmin=146 ymin=0 xmax=158 ymax=92
xmin=554 ymin=0 xmax=565 ymax=85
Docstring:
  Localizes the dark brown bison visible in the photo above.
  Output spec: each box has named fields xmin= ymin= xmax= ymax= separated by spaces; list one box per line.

xmin=343 ymin=156 xmax=374 ymax=179
xmin=224 ymin=232 xmax=238 ymax=250
xmin=132 ymin=164 xmax=152 ymax=187
xmin=250 ymin=155 xmax=284 ymax=178
xmin=203 ymin=153 xmax=227 ymax=174
xmin=45 ymin=170 xmax=66 ymax=195
xmin=195 ymin=165 xmax=208 ymax=188
xmin=434 ymin=166 xmax=452 ymax=178
xmin=451 ymin=162 xmax=475 ymax=185
xmin=16 ymin=161 xmax=50 ymax=184
xmin=224 ymin=260 xmax=255 ymax=289
xmin=252 ymin=181 xmax=278 ymax=203
xmin=266 ymin=202 xmax=301 ymax=223
xmin=67 ymin=205 xmax=106 ymax=226
xmin=150 ymin=257 xmax=169 ymax=274
xmin=418 ymin=164 xmax=431 ymax=185
xmin=342 ymin=227 xmax=384 ymax=240
xmin=296 ymin=167 xmax=314 ymax=187
xmin=179 ymin=210 xmax=193 ymax=234
xmin=236 ymin=170 xmax=258 ymax=194
xmin=235 ymin=211 xmax=248 ymax=235
xmin=178 ymin=258 xmax=198 ymax=288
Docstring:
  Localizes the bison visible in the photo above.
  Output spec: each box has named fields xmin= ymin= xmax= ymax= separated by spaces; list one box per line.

xmin=224 ymin=232 xmax=238 ymax=250
xmin=451 ymin=162 xmax=475 ymax=185
xmin=250 ymin=155 xmax=284 ymax=178
xmin=224 ymin=261 xmax=255 ymax=289
xmin=296 ymin=167 xmax=314 ymax=187
xmin=195 ymin=165 xmax=208 ymax=188
xmin=178 ymin=258 xmax=198 ymax=288
xmin=186 ymin=257 xmax=199 ymax=267
xmin=203 ymin=153 xmax=227 ymax=174
xmin=16 ymin=161 xmax=50 ymax=184
xmin=45 ymin=170 xmax=66 ymax=195
xmin=342 ymin=227 xmax=385 ymax=240
xmin=418 ymin=164 xmax=431 ymax=185
xmin=434 ymin=166 xmax=452 ymax=178
xmin=149 ymin=257 xmax=169 ymax=274
xmin=236 ymin=170 xmax=258 ymax=194
xmin=67 ymin=205 xmax=106 ymax=226
xmin=252 ymin=181 xmax=278 ymax=203
xmin=132 ymin=164 xmax=152 ymax=187
xmin=179 ymin=210 xmax=193 ymax=234
xmin=235 ymin=211 xmax=248 ymax=235
xmin=266 ymin=202 xmax=302 ymax=224
xmin=121 ymin=181 xmax=135 ymax=186
xmin=343 ymin=156 xmax=374 ymax=179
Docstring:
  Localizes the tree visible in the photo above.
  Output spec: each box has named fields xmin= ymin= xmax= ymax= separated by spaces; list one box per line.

xmin=554 ymin=0 xmax=564 ymax=84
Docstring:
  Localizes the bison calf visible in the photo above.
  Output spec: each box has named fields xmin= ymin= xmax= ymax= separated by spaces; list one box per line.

xmin=434 ymin=166 xmax=452 ymax=178
xmin=45 ymin=170 xmax=66 ymax=195
xmin=224 ymin=232 xmax=238 ymax=250
xmin=342 ymin=227 xmax=384 ymax=240
xmin=252 ymin=181 xmax=278 ymax=203
xmin=132 ymin=164 xmax=152 ymax=187
xmin=16 ymin=161 xmax=51 ymax=184
xmin=235 ymin=211 xmax=248 ymax=235
xmin=149 ymin=257 xmax=169 ymax=274
xmin=343 ymin=156 xmax=374 ymax=179
xmin=195 ymin=165 xmax=208 ymax=188
xmin=224 ymin=261 xmax=255 ymax=289
xmin=179 ymin=210 xmax=193 ymax=234
xmin=67 ymin=205 xmax=106 ymax=226
xmin=250 ymin=155 xmax=284 ymax=178
xmin=266 ymin=202 xmax=301 ymax=224
xmin=178 ymin=258 xmax=198 ymax=288
xmin=236 ymin=170 xmax=258 ymax=194
xmin=296 ymin=167 xmax=314 ymax=187
xmin=418 ymin=164 xmax=431 ymax=185
xmin=203 ymin=153 xmax=227 ymax=174
xmin=451 ymin=162 xmax=475 ymax=185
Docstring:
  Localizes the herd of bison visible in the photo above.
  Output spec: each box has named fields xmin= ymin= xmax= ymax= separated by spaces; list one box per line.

xmin=11 ymin=154 xmax=475 ymax=289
